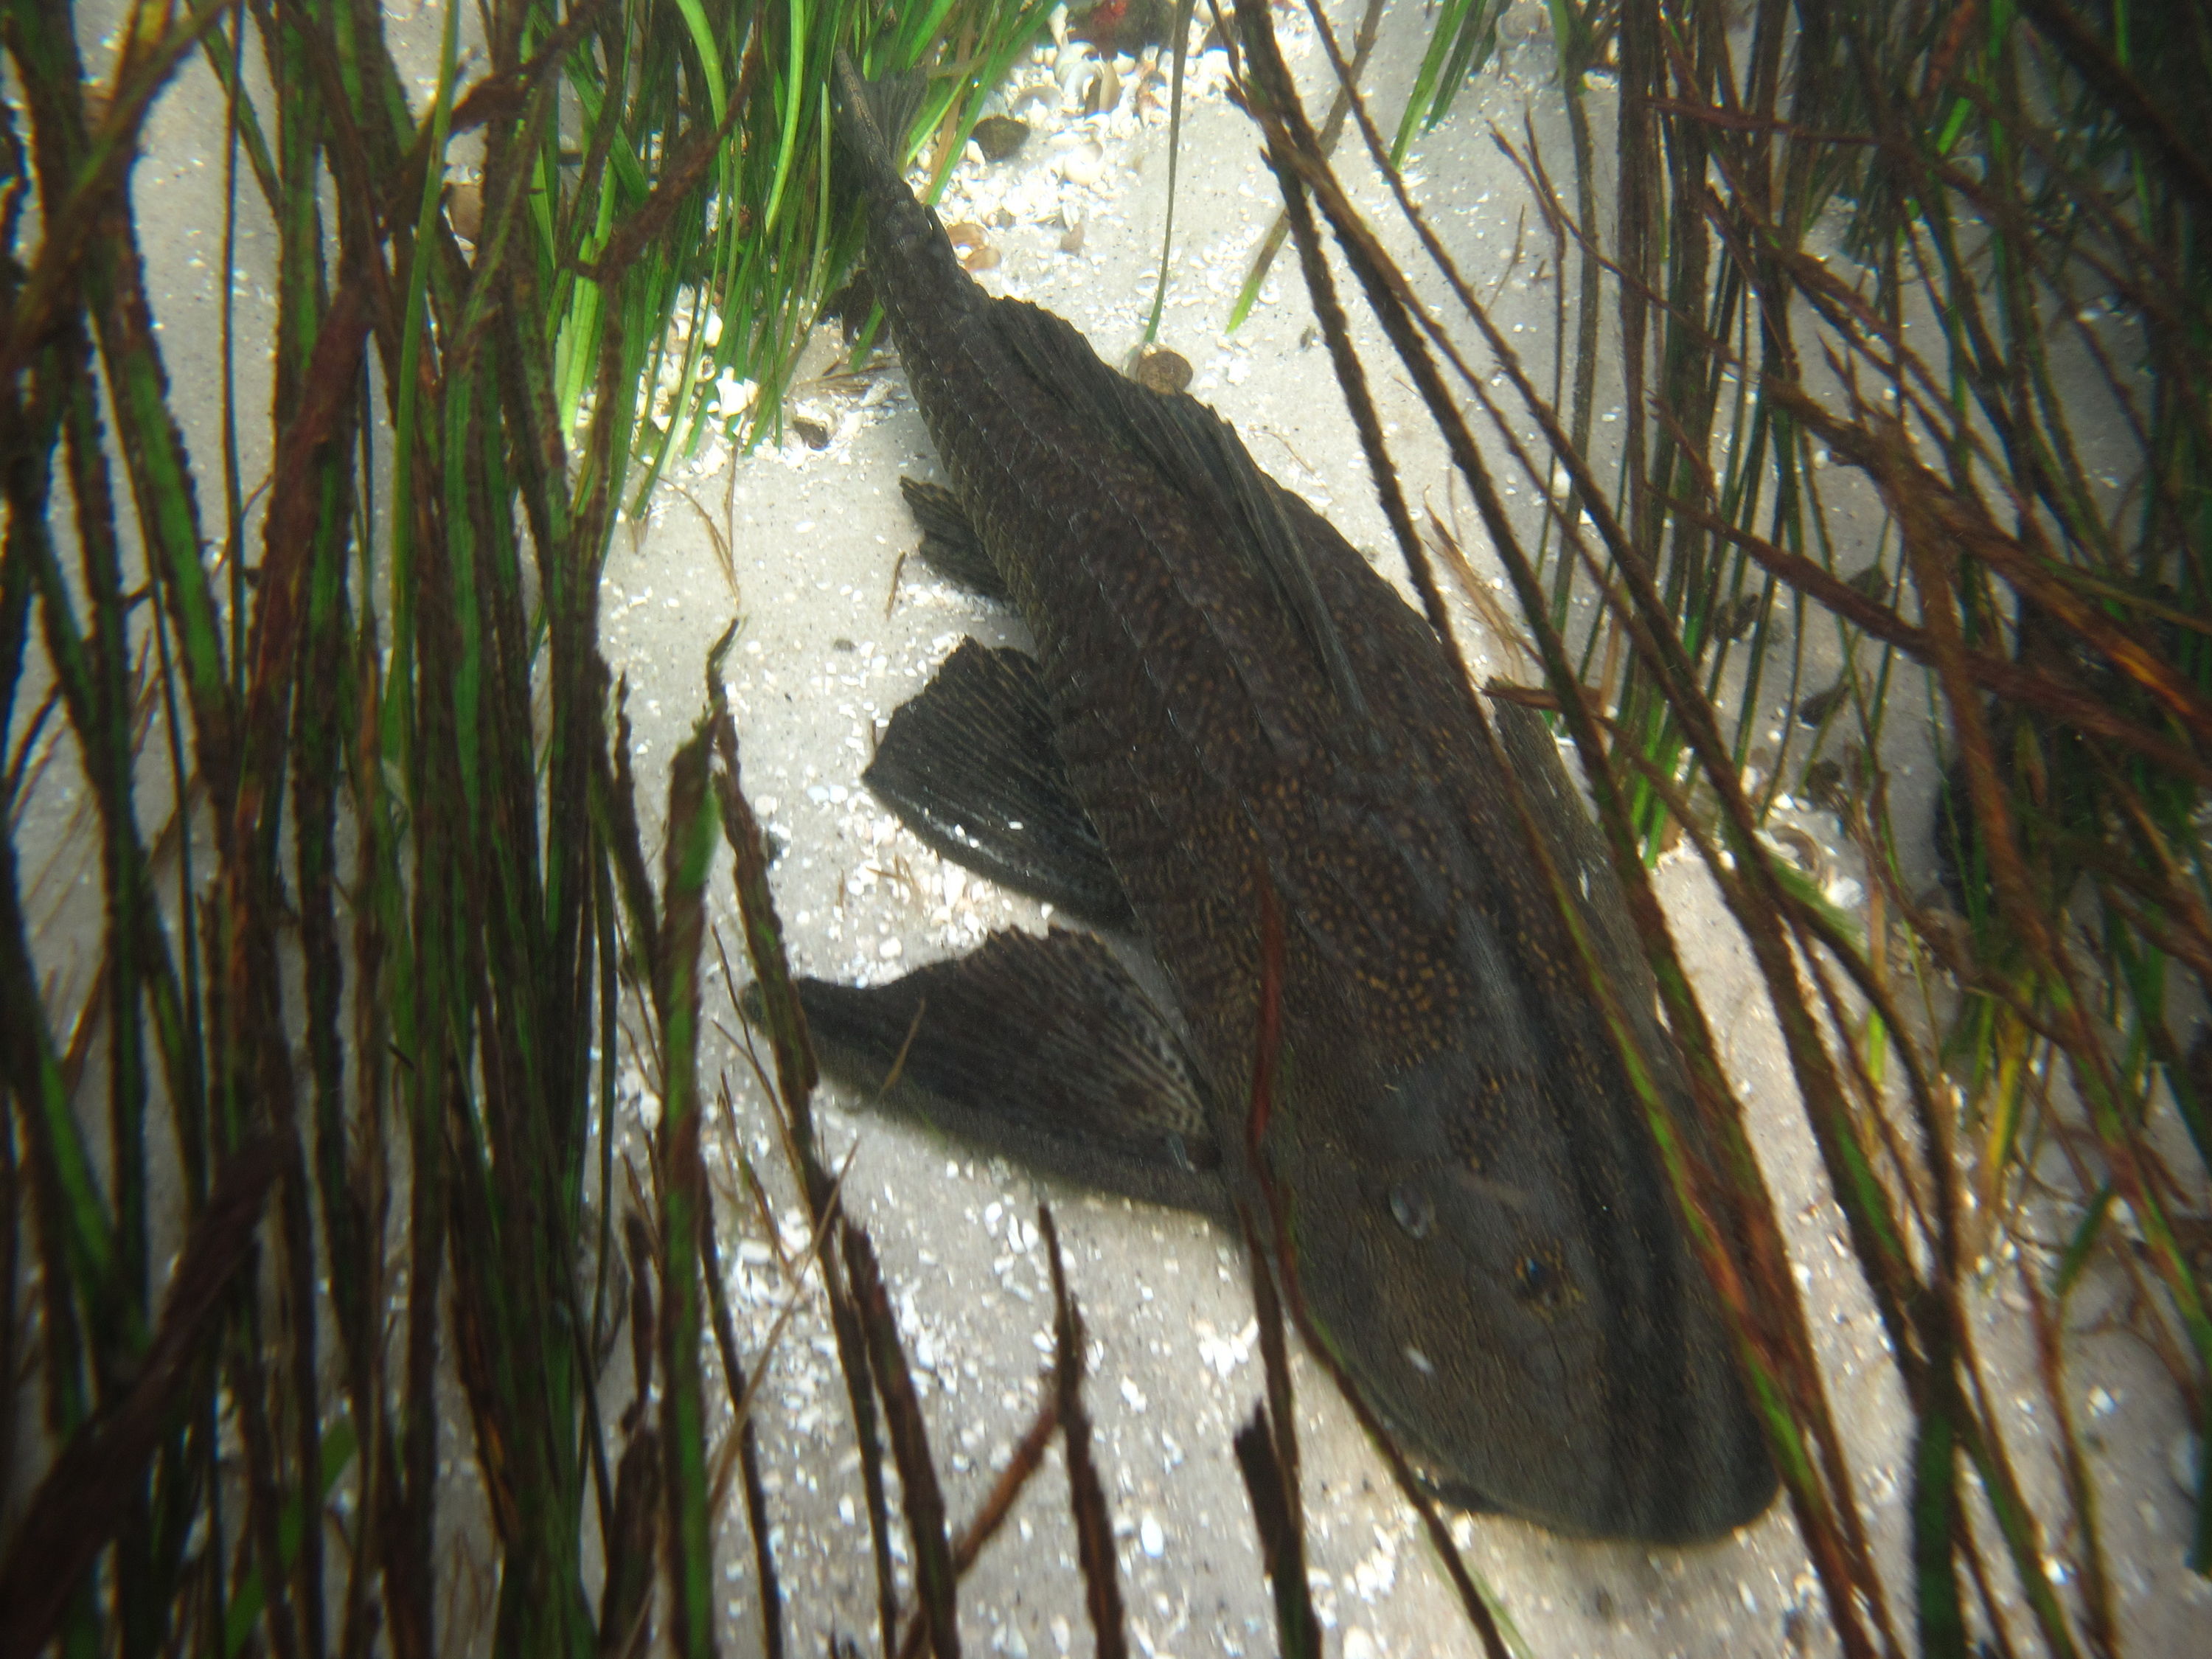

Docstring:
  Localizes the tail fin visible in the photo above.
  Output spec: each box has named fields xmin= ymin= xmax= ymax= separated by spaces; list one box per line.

xmin=830 ymin=50 xmax=931 ymax=204
xmin=830 ymin=49 xmax=981 ymax=333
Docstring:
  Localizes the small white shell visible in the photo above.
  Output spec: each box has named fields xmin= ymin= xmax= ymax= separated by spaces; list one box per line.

xmin=1054 ymin=139 xmax=1105 ymax=187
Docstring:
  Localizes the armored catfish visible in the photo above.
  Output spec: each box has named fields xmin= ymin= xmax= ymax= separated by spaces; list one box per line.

xmin=766 ymin=55 xmax=1777 ymax=1543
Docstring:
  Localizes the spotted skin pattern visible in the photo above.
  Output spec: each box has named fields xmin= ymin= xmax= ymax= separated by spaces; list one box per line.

xmin=823 ymin=55 xmax=1775 ymax=1543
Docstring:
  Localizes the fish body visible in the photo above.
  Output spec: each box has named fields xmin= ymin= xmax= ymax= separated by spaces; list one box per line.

xmin=799 ymin=57 xmax=1776 ymax=1543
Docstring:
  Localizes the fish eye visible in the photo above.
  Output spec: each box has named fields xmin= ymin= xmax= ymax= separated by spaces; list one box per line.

xmin=1512 ymin=1252 xmax=1563 ymax=1307
xmin=1388 ymin=1181 xmax=1435 ymax=1240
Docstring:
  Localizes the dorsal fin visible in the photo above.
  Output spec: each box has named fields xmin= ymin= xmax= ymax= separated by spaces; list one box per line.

xmin=986 ymin=297 xmax=1377 ymax=734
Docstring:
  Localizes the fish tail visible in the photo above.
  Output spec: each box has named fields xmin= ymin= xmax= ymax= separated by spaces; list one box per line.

xmin=831 ymin=51 xmax=978 ymax=330
xmin=830 ymin=51 xmax=930 ymax=213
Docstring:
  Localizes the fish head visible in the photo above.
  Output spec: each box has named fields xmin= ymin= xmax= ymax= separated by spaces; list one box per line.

xmin=1257 ymin=1025 xmax=1776 ymax=1545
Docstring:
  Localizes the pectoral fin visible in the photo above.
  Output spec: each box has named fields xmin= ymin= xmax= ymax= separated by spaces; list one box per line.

xmin=759 ymin=928 xmax=1227 ymax=1215
xmin=864 ymin=640 xmax=1132 ymax=926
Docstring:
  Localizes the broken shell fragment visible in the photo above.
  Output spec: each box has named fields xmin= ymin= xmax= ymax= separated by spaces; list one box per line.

xmin=1084 ymin=58 xmax=1121 ymax=116
xmin=445 ymin=179 xmax=483 ymax=240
